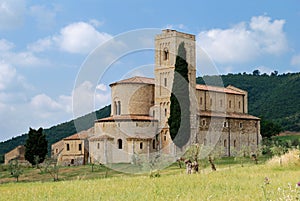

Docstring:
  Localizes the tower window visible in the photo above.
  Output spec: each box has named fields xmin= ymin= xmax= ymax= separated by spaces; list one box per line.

xmin=165 ymin=108 xmax=167 ymax=117
xmin=163 ymin=134 xmax=167 ymax=141
xmin=163 ymin=48 xmax=169 ymax=60
xmin=164 ymin=77 xmax=167 ymax=87
xmin=229 ymin=100 xmax=232 ymax=108
xmin=223 ymin=121 xmax=228 ymax=128
xmin=220 ymin=99 xmax=223 ymax=107
xmin=224 ymin=139 xmax=227 ymax=147
xmin=118 ymin=139 xmax=123 ymax=149
xmin=234 ymin=140 xmax=237 ymax=147
xmin=66 ymin=143 xmax=70 ymax=151
xmin=239 ymin=101 xmax=241 ymax=109
xmin=210 ymin=98 xmax=212 ymax=106
xmin=201 ymin=119 xmax=206 ymax=126
xmin=79 ymin=144 xmax=82 ymax=151
xmin=97 ymin=143 xmax=100 ymax=149
xmin=200 ymin=97 xmax=203 ymax=105
xmin=140 ymin=142 xmax=143 ymax=149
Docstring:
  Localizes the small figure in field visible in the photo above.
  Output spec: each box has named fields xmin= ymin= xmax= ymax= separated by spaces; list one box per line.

xmin=177 ymin=157 xmax=185 ymax=168
xmin=185 ymin=159 xmax=192 ymax=174
xmin=251 ymin=154 xmax=258 ymax=164
xmin=192 ymin=161 xmax=199 ymax=173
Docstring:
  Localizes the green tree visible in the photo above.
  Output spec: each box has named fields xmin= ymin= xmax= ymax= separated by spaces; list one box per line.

xmin=9 ymin=159 xmax=23 ymax=182
xmin=168 ymin=42 xmax=190 ymax=147
xmin=25 ymin=127 xmax=48 ymax=166
xmin=261 ymin=118 xmax=283 ymax=138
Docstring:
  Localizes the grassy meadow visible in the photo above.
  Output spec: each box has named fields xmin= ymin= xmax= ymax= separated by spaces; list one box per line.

xmin=1 ymin=157 xmax=300 ymax=201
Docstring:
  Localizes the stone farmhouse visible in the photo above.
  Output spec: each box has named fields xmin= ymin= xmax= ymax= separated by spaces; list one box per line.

xmin=52 ymin=29 xmax=261 ymax=166
xmin=4 ymin=145 xmax=28 ymax=165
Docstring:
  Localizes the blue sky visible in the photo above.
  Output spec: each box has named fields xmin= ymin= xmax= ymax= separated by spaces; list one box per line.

xmin=0 ymin=0 xmax=299 ymax=142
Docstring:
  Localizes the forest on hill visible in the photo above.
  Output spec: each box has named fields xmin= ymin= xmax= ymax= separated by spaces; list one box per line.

xmin=0 ymin=72 xmax=299 ymax=163
xmin=196 ymin=71 xmax=300 ymax=132
xmin=0 ymin=106 xmax=111 ymax=163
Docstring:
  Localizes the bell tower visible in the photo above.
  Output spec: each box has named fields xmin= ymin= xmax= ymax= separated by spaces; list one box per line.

xmin=153 ymin=29 xmax=196 ymax=151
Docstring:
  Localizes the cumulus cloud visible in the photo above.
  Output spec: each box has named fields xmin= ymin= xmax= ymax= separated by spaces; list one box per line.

xmin=0 ymin=39 xmax=14 ymax=51
xmin=27 ymin=37 xmax=52 ymax=52
xmin=0 ymin=62 xmax=16 ymax=90
xmin=73 ymin=81 xmax=110 ymax=117
xmin=291 ymin=54 xmax=300 ymax=66
xmin=96 ymin=83 xmax=107 ymax=91
xmin=53 ymin=22 xmax=112 ymax=54
xmin=197 ymin=15 xmax=288 ymax=64
xmin=0 ymin=0 xmax=26 ymax=30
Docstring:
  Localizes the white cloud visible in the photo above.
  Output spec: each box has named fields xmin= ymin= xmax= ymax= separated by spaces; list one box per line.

xmin=291 ymin=54 xmax=300 ymax=66
xmin=96 ymin=83 xmax=107 ymax=91
xmin=0 ymin=39 xmax=14 ymax=51
xmin=197 ymin=15 xmax=288 ymax=64
xmin=53 ymin=22 xmax=112 ymax=54
xmin=27 ymin=37 xmax=52 ymax=52
xmin=89 ymin=19 xmax=104 ymax=28
xmin=0 ymin=0 xmax=26 ymax=30
xmin=0 ymin=62 xmax=16 ymax=90
xmin=29 ymin=5 xmax=57 ymax=30
xmin=73 ymin=81 xmax=110 ymax=117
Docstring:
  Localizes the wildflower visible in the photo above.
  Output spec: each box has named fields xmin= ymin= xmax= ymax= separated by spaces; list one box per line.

xmin=297 ymin=181 xmax=300 ymax=187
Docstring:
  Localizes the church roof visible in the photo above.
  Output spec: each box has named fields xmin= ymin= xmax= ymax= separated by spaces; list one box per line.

xmin=109 ymin=76 xmax=155 ymax=86
xmin=96 ymin=115 xmax=157 ymax=122
xmin=196 ymin=84 xmax=246 ymax=95
xmin=89 ymin=134 xmax=114 ymax=141
xmin=199 ymin=111 xmax=260 ymax=120
xmin=64 ymin=127 xmax=94 ymax=140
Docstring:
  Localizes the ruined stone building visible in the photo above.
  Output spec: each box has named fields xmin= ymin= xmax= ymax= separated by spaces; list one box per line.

xmin=52 ymin=29 xmax=261 ymax=166
xmin=4 ymin=145 xmax=28 ymax=165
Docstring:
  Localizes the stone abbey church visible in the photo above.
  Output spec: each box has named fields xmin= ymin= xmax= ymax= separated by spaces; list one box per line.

xmin=51 ymin=30 xmax=261 ymax=166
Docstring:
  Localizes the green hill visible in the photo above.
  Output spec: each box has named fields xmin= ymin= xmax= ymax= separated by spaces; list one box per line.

xmin=0 ymin=105 xmax=111 ymax=163
xmin=196 ymin=72 xmax=300 ymax=131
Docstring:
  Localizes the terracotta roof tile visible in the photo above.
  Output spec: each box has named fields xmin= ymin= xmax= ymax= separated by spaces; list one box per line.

xmin=109 ymin=76 xmax=155 ymax=86
xmin=196 ymin=84 xmax=246 ymax=95
xmin=64 ymin=127 xmax=94 ymax=140
xmin=199 ymin=111 xmax=260 ymax=120
xmin=96 ymin=115 xmax=157 ymax=122
xmin=89 ymin=134 xmax=114 ymax=141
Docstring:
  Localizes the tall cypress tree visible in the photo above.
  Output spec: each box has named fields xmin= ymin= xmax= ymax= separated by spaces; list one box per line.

xmin=25 ymin=127 xmax=48 ymax=165
xmin=168 ymin=42 xmax=191 ymax=148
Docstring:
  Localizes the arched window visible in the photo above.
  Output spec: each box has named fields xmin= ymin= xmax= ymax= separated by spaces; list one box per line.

xmin=164 ymin=77 xmax=167 ymax=87
xmin=163 ymin=134 xmax=167 ymax=141
xmin=233 ymin=140 xmax=237 ymax=148
xmin=117 ymin=139 xmax=122 ymax=149
xmin=165 ymin=108 xmax=167 ymax=117
xmin=140 ymin=142 xmax=143 ymax=149
xmin=224 ymin=139 xmax=227 ymax=147
xmin=66 ymin=143 xmax=70 ymax=151
xmin=114 ymin=101 xmax=117 ymax=115
xmin=97 ymin=143 xmax=100 ymax=149
xmin=163 ymin=48 xmax=169 ymax=60
xmin=117 ymin=101 xmax=121 ymax=115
